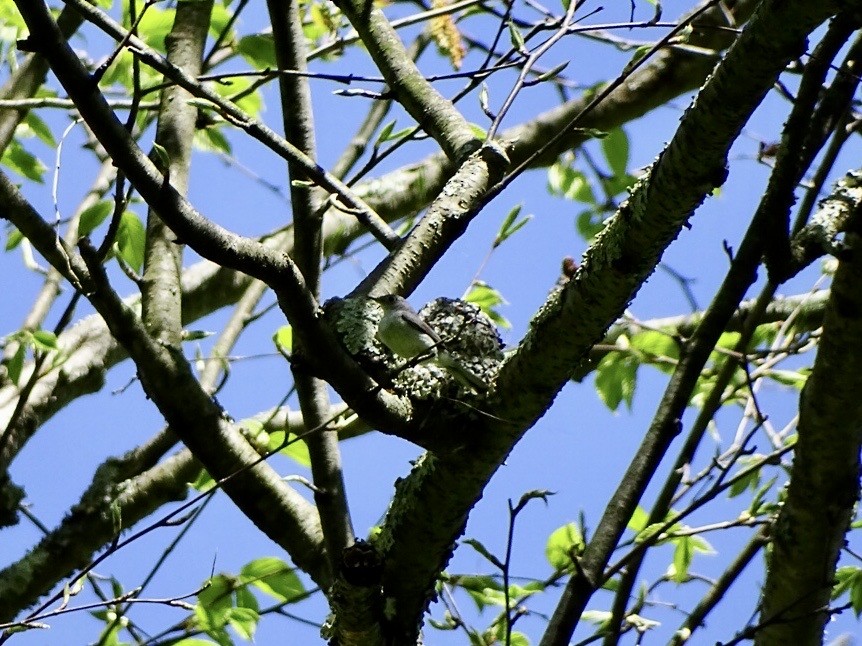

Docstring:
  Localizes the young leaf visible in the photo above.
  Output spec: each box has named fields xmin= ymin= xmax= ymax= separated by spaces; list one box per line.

xmin=601 ymin=127 xmax=629 ymax=177
xmin=23 ymin=112 xmax=57 ymax=147
xmin=627 ymin=505 xmax=650 ymax=533
xmin=463 ymin=538 xmax=505 ymax=570
xmin=115 ymin=211 xmax=146 ymax=272
xmin=594 ymin=351 xmax=638 ymax=411
xmin=5 ymin=227 xmax=24 ymax=251
xmin=507 ymin=21 xmax=527 ymax=54
xmin=465 ymin=283 xmax=510 ymax=329
xmin=30 ymin=330 xmax=58 ymax=352
xmin=273 ymin=325 xmax=293 ymax=353
xmin=547 ymin=163 xmax=596 ymax=204
xmin=2 ymin=140 xmax=47 ymax=183
xmin=7 ymin=343 xmax=25 ymax=385
xmin=494 ymin=204 xmax=532 ymax=248
xmin=376 ymin=120 xmax=395 ymax=144
xmin=545 ymin=522 xmax=584 ymax=571
xmin=78 ymin=201 xmax=114 ymax=237
xmin=241 ymin=557 xmax=305 ymax=603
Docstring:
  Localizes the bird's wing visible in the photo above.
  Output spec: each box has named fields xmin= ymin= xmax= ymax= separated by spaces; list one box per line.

xmin=401 ymin=311 xmax=443 ymax=344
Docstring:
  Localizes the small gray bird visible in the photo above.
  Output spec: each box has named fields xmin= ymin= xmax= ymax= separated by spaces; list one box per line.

xmin=373 ymin=294 xmax=488 ymax=391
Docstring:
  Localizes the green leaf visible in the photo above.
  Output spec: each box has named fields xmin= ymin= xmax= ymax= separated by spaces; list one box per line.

xmin=227 ymin=606 xmax=258 ymax=640
xmin=746 ymin=475 xmax=778 ymax=518
xmin=455 ymin=575 xmax=505 ymax=611
xmin=464 ymin=282 xmax=510 ymax=329
xmin=601 ymin=127 xmax=629 ymax=177
xmin=212 ymin=76 xmax=263 ymax=120
xmin=576 ymin=206 xmax=611 ymax=240
xmin=834 ymin=566 xmax=862 ymax=617
xmin=208 ymin=3 xmax=233 ymax=41
xmin=627 ymin=505 xmax=649 ymax=533
xmin=23 ymin=112 xmax=57 ymax=147
xmin=627 ymin=45 xmax=651 ymax=69
xmin=715 ymin=331 xmax=742 ymax=353
xmin=152 ymin=142 xmax=171 ymax=170
xmin=237 ymin=33 xmax=277 ymax=69
xmin=630 ymin=330 xmax=679 ymax=374
xmin=241 ymin=557 xmax=305 ymax=603
xmin=507 ymin=21 xmax=526 ymax=53
xmin=468 ymin=122 xmax=487 ymax=139
xmin=195 ymin=126 xmax=232 ymax=154
xmin=115 ymin=211 xmax=145 ymax=272
xmin=2 ymin=140 xmax=47 ymax=183
xmin=30 ymin=330 xmax=58 ymax=352
xmin=463 ymin=538 xmax=504 ymax=570
xmin=5 ymin=227 xmax=24 ymax=251
xmin=7 ymin=343 xmax=25 ymax=385
xmin=266 ymin=430 xmax=311 ymax=468
xmin=594 ymin=351 xmax=638 ymax=411
xmin=635 ymin=519 xmax=679 ymax=545
xmin=766 ymin=368 xmax=808 ymax=389
xmin=78 ymin=201 xmax=114 ymax=237
xmin=273 ymin=325 xmax=293 ymax=353
xmin=494 ymin=204 xmax=532 ymax=248
xmin=533 ymin=61 xmax=569 ymax=83
xmin=189 ymin=468 xmax=215 ymax=492
xmin=728 ymin=463 xmax=760 ymax=498
xmin=138 ymin=5 xmax=176 ymax=50
xmin=670 ymin=533 xmax=714 ymax=583
xmin=547 ymin=163 xmax=596 ymax=204
xmin=545 ymin=522 xmax=584 ymax=571
xmin=671 ymin=535 xmax=694 ymax=583
xmin=581 ymin=610 xmax=612 ymax=632
xmin=196 ymin=576 xmax=233 ymax=630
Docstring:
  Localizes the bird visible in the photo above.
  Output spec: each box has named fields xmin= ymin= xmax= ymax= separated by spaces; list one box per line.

xmin=373 ymin=294 xmax=488 ymax=391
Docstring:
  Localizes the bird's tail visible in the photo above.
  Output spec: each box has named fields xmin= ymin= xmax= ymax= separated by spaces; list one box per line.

xmin=436 ymin=352 xmax=489 ymax=392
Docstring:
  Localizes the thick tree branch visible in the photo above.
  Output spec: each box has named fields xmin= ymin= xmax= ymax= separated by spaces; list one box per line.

xmin=141 ymin=0 xmax=213 ymax=348
xmin=267 ymin=0 xmax=354 ymax=589
xmin=369 ymin=0 xmax=851 ymax=640
xmin=757 ymin=201 xmax=862 ymax=643
xmin=1 ymin=0 xmax=762 ymax=457
xmin=537 ymin=3 xmax=858 ymax=642
xmin=599 ymin=21 xmax=862 ymax=637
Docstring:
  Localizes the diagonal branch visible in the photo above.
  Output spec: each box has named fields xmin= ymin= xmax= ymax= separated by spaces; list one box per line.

xmin=757 ymin=178 xmax=862 ymax=644
xmin=13 ymin=0 xmax=413 ymax=438
xmin=371 ymin=0 xmax=852 ymax=641
xmin=266 ymin=0 xmax=354 ymax=587
xmin=58 ymin=0 xmax=398 ymax=249
xmin=330 ymin=0 xmax=480 ymax=162
xmin=2 ymin=170 xmax=330 ymax=587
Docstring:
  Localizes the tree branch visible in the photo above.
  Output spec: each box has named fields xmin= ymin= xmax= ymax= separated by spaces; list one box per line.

xmin=141 ymin=0 xmax=212 ymax=348
xmin=330 ymin=0 xmax=480 ymax=162
xmin=267 ymin=0 xmax=354 ymax=589
xmin=757 ymin=183 xmax=862 ymax=643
